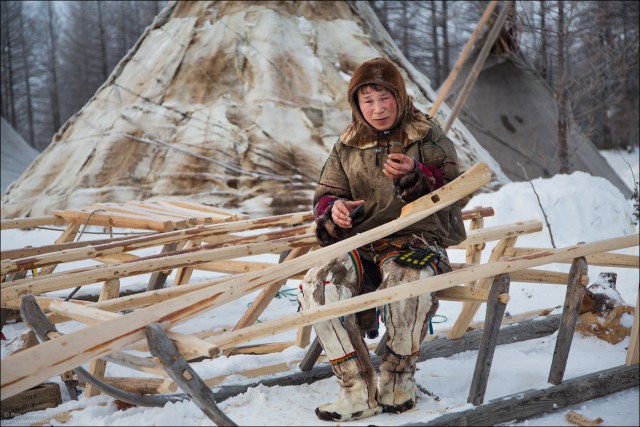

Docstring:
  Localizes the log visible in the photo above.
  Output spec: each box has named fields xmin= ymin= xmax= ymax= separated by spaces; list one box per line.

xmin=1 ymin=162 xmax=493 ymax=399
xmin=411 ymin=364 xmax=638 ymax=426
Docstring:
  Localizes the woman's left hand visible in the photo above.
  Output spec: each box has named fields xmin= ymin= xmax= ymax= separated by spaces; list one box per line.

xmin=383 ymin=154 xmax=415 ymax=180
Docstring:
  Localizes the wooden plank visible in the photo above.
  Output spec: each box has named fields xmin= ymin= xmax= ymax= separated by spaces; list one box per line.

xmin=448 ymin=236 xmax=518 ymax=339
xmin=1 ymin=211 xmax=314 ymax=275
xmin=123 ymin=201 xmax=204 ymax=225
xmin=508 ymin=269 xmax=569 ymax=284
xmin=151 ymin=199 xmax=249 ymax=220
xmin=0 ymin=162 xmax=493 ymax=399
xmin=52 ymin=208 xmax=176 ymax=232
xmin=85 ymin=278 xmax=120 ymax=397
xmin=436 ymin=286 xmax=490 ymax=302
xmin=195 ymin=259 xmax=277 ymax=274
xmin=129 ymin=201 xmax=216 ymax=224
xmin=421 ymin=365 xmax=639 ymax=426
xmin=625 ymin=291 xmax=639 ymax=365
xmin=0 ymin=216 xmax=67 ymax=230
xmin=548 ymin=257 xmax=589 ymax=385
xmin=299 ymin=337 xmax=323 ymax=372
xmin=448 ymin=220 xmax=542 ymax=250
xmin=467 ymin=273 xmax=510 ymax=405
xmin=3 ymin=225 xmax=310 ymax=290
xmin=90 ymin=202 xmax=193 ymax=228
xmin=505 ymin=247 xmax=639 ymax=268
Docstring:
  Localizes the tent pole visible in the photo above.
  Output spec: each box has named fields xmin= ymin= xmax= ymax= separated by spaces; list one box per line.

xmin=429 ymin=0 xmax=499 ymax=118
xmin=443 ymin=1 xmax=514 ymax=133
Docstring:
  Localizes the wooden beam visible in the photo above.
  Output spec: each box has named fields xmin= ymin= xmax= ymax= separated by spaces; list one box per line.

xmin=448 ymin=220 xmax=542 ymax=249
xmin=0 ymin=215 xmax=67 ymax=230
xmin=504 ymin=247 xmax=639 ymax=268
xmin=467 ymin=274 xmax=510 ymax=405
xmin=548 ymin=257 xmax=589 ymax=385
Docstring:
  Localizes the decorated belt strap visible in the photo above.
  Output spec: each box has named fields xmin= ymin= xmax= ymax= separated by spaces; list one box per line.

xmin=393 ymin=247 xmax=441 ymax=274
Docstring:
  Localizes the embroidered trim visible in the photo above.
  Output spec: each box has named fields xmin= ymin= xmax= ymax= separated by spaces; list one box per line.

xmin=347 ymin=250 xmax=363 ymax=292
xmin=329 ymin=351 xmax=358 ymax=366
xmin=385 ymin=345 xmax=420 ymax=359
xmin=377 ymin=251 xmax=400 ymax=269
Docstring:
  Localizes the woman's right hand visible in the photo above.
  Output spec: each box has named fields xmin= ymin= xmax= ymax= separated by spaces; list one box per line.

xmin=331 ymin=199 xmax=365 ymax=229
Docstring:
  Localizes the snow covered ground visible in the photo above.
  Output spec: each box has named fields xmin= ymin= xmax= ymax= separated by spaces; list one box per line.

xmin=1 ymin=149 xmax=638 ymax=426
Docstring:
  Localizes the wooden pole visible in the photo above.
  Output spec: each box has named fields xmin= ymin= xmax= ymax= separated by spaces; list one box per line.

xmin=467 ymin=273 xmax=510 ymax=405
xmin=429 ymin=0 xmax=499 ymax=117
xmin=548 ymin=257 xmax=588 ymax=385
xmin=0 ymin=215 xmax=67 ymax=230
xmin=625 ymin=291 xmax=639 ymax=365
xmin=443 ymin=1 xmax=513 ymax=133
xmin=85 ymin=278 xmax=120 ymax=397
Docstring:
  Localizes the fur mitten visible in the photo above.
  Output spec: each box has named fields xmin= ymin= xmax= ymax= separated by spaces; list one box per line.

xmin=393 ymin=160 xmax=435 ymax=203
xmin=315 ymin=209 xmax=346 ymax=246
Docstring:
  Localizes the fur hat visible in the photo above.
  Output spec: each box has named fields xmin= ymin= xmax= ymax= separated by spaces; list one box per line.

xmin=340 ymin=57 xmax=431 ymax=148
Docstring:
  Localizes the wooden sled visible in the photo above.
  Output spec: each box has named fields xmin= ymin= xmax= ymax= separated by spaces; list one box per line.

xmin=2 ymin=162 xmax=638 ymax=426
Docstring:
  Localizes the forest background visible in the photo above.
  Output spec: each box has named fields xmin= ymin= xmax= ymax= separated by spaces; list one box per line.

xmin=1 ymin=0 xmax=638 ymax=156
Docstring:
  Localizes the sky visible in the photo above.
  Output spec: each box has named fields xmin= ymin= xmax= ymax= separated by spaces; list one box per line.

xmin=1 ymin=148 xmax=638 ymax=426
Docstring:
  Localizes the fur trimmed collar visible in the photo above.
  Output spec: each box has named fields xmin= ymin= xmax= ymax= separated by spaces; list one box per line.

xmin=339 ymin=57 xmax=432 ymax=149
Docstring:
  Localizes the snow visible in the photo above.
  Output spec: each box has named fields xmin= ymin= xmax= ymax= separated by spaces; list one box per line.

xmin=1 ymin=149 xmax=638 ymax=426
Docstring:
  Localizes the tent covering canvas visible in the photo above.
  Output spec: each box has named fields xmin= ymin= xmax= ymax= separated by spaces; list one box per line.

xmin=0 ymin=0 xmax=506 ymax=219
xmin=1 ymin=117 xmax=39 ymax=194
xmin=444 ymin=50 xmax=631 ymax=197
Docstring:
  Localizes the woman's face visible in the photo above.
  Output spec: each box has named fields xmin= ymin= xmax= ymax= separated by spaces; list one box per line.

xmin=357 ymin=87 xmax=398 ymax=131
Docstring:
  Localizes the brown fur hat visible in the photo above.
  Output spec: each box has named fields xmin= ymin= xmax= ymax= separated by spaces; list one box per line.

xmin=340 ymin=57 xmax=431 ymax=148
